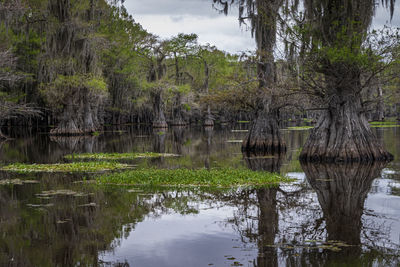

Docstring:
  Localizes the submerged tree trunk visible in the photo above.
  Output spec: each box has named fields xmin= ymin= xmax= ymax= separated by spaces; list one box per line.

xmin=202 ymin=60 xmax=214 ymax=127
xmin=242 ymin=108 xmax=286 ymax=154
xmin=298 ymin=0 xmax=394 ymax=162
xmin=171 ymin=92 xmax=187 ymax=126
xmin=203 ymin=104 xmax=214 ymax=127
xmin=0 ymin=125 xmax=6 ymax=139
xmin=374 ymin=85 xmax=385 ymax=121
xmin=50 ymin=100 xmax=83 ymax=135
xmin=152 ymin=89 xmax=168 ymax=128
xmin=300 ymin=91 xmax=393 ymax=163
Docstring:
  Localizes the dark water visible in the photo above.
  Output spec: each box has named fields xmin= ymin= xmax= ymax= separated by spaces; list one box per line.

xmin=0 ymin=125 xmax=399 ymax=267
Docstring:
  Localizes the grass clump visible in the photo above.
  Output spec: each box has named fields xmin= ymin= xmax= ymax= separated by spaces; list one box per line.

xmin=64 ymin=152 xmax=180 ymax=160
xmin=1 ymin=161 xmax=131 ymax=173
xmin=96 ymin=168 xmax=293 ymax=187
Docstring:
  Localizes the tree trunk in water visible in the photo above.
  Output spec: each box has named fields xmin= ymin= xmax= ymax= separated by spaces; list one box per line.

xmin=171 ymin=92 xmax=187 ymax=126
xmin=0 ymin=127 xmax=6 ymax=139
xmin=374 ymin=85 xmax=384 ymax=121
xmin=83 ymin=103 xmax=97 ymax=133
xmin=242 ymin=109 xmax=286 ymax=154
xmin=300 ymin=93 xmax=393 ymax=163
xmin=152 ymin=90 xmax=168 ymax=128
xmin=240 ymin=1 xmax=283 ymax=153
xmin=203 ymin=104 xmax=214 ymax=127
xmin=0 ymin=120 xmax=6 ymax=139
xmin=50 ymin=102 xmax=83 ymax=135
xmin=203 ymin=60 xmax=214 ymax=127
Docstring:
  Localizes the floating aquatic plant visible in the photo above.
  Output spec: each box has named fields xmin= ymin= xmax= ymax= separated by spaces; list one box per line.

xmin=0 ymin=179 xmax=39 ymax=185
xmin=65 ymin=152 xmax=180 ymax=160
xmin=369 ymin=121 xmax=400 ymax=128
xmin=97 ymin=168 xmax=292 ymax=187
xmin=1 ymin=161 xmax=131 ymax=173
xmin=231 ymin=130 xmax=249 ymax=133
xmin=285 ymin=126 xmax=314 ymax=131
xmin=226 ymin=140 xmax=243 ymax=143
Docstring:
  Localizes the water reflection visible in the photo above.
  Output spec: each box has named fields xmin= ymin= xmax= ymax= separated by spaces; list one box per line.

xmin=0 ymin=126 xmax=399 ymax=266
xmin=244 ymin=152 xmax=284 ymax=267
xmin=298 ymin=161 xmax=399 ymax=266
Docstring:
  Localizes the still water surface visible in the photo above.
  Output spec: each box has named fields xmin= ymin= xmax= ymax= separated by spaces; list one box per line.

xmin=0 ymin=125 xmax=399 ymax=266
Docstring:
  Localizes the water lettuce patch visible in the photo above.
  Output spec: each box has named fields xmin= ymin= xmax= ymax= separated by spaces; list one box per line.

xmin=65 ymin=152 xmax=180 ymax=160
xmin=1 ymin=161 xmax=131 ymax=173
xmin=97 ymin=168 xmax=293 ymax=187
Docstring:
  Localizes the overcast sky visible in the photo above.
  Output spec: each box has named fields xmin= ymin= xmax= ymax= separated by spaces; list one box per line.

xmin=125 ymin=0 xmax=399 ymax=54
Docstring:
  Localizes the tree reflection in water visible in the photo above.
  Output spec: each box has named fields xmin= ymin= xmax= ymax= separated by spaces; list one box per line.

xmin=244 ymin=152 xmax=285 ymax=267
xmin=287 ymin=161 xmax=400 ymax=266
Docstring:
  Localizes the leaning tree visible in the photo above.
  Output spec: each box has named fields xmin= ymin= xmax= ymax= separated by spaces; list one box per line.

xmin=213 ymin=0 xmax=286 ymax=153
xmin=288 ymin=0 xmax=396 ymax=162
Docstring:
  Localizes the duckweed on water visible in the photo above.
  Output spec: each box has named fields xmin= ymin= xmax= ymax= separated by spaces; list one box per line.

xmin=96 ymin=168 xmax=293 ymax=187
xmin=1 ymin=161 xmax=131 ymax=173
xmin=64 ymin=152 xmax=180 ymax=160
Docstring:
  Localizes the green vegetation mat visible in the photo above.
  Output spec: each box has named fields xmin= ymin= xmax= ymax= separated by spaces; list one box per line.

xmin=369 ymin=121 xmax=400 ymax=128
xmin=96 ymin=168 xmax=293 ymax=187
xmin=65 ymin=152 xmax=180 ymax=160
xmin=1 ymin=162 xmax=131 ymax=173
xmin=285 ymin=126 xmax=314 ymax=130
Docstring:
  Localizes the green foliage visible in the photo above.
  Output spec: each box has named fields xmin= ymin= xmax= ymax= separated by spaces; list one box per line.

xmin=97 ymin=168 xmax=293 ymax=187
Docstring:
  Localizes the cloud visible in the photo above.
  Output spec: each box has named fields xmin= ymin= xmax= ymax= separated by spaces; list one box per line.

xmin=126 ymin=0 xmax=256 ymax=53
xmin=125 ymin=0 xmax=224 ymax=18
xmin=125 ymin=0 xmax=399 ymax=54
xmin=372 ymin=1 xmax=400 ymax=29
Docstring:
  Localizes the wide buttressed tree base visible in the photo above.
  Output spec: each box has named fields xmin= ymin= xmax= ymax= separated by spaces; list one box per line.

xmin=299 ymin=95 xmax=393 ymax=163
xmin=242 ymin=110 xmax=286 ymax=154
xmin=293 ymin=0 xmax=396 ymax=163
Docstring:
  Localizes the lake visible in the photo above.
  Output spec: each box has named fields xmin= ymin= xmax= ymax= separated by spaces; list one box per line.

xmin=0 ymin=124 xmax=399 ymax=266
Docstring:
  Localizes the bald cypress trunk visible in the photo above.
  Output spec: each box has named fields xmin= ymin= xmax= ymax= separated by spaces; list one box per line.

xmin=241 ymin=0 xmax=286 ymax=153
xmin=300 ymin=80 xmax=393 ymax=163
xmin=299 ymin=0 xmax=393 ymax=162
xmin=242 ymin=108 xmax=286 ymax=154
xmin=0 ymin=125 xmax=6 ymax=139
xmin=152 ymin=90 xmax=168 ymax=128
xmin=50 ymin=100 xmax=83 ymax=135
xmin=171 ymin=92 xmax=187 ymax=126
